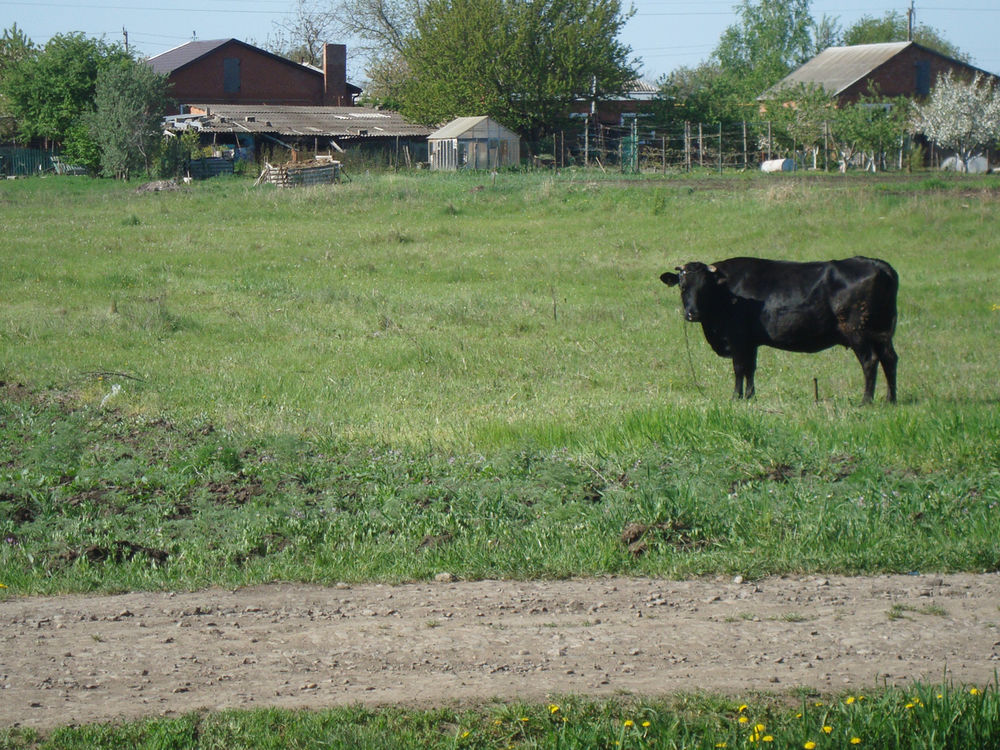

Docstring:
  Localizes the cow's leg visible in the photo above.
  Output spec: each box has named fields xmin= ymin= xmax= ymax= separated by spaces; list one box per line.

xmin=851 ymin=343 xmax=879 ymax=404
xmin=732 ymin=348 xmax=757 ymax=399
xmin=876 ymin=340 xmax=898 ymax=403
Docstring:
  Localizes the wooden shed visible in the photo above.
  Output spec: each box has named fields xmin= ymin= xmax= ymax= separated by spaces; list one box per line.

xmin=428 ymin=117 xmax=520 ymax=170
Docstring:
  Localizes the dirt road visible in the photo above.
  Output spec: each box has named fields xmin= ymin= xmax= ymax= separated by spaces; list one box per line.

xmin=3 ymin=574 xmax=999 ymax=729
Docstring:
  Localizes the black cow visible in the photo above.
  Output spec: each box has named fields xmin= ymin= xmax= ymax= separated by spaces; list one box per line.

xmin=660 ymin=257 xmax=898 ymax=403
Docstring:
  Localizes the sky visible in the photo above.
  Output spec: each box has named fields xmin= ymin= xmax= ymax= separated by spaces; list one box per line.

xmin=3 ymin=0 xmax=1000 ymax=85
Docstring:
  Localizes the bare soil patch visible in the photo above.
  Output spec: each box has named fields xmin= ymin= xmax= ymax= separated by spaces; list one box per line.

xmin=3 ymin=573 xmax=999 ymax=729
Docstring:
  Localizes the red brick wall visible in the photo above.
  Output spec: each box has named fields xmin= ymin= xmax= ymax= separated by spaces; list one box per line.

xmin=840 ymin=46 xmax=994 ymax=103
xmin=168 ymin=41 xmax=323 ymax=106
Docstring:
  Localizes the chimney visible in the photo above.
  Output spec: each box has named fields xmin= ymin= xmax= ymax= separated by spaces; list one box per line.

xmin=323 ymin=43 xmax=348 ymax=106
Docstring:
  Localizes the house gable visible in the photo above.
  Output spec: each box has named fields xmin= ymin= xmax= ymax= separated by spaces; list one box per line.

xmin=761 ymin=41 xmax=1000 ymax=104
xmin=148 ymin=39 xmax=355 ymax=109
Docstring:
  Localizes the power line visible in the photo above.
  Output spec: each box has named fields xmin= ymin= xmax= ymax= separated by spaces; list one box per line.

xmin=0 ymin=1 xmax=284 ymax=13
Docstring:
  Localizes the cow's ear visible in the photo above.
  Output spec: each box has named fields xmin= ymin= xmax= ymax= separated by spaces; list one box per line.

xmin=709 ymin=266 xmax=727 ymax=285
xmin=660 ymin=271 xmax=679 ymax=287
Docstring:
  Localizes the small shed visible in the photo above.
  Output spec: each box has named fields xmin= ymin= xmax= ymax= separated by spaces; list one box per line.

xmin=428 ymin=116 xmax=520 ymax=170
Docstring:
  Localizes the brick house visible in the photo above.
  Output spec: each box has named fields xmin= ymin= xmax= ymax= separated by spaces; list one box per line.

xmin=760 ymin=41 xmax=1000 ymax=105
xmin=148 ymin=39 xmax=360 ymax=111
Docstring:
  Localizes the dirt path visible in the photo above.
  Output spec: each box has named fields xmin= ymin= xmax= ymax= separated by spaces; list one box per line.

xmin=3 ymin=574 xmax=999 ymax=729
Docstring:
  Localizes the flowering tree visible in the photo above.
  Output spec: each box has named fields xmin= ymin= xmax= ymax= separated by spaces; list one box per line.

xmin=830 ymin=95 xmax=912 ymax=172
xmin=912 ymin=71 xmax=1000 ymax=171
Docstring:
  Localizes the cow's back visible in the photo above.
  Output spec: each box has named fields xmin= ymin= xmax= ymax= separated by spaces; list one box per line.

xmin=713 ymin=257 xmax=832 ymax=302
xmin=712 ymin=256 xmax=897 ymax=348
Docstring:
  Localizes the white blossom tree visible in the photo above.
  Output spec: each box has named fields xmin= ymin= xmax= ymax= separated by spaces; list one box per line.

xmin=912 ymin=71 xmax=1000 ymax=172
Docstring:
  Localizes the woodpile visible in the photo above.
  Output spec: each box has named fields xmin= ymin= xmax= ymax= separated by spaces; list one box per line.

xmin=255 ymin=159 xmax=341 ymax=188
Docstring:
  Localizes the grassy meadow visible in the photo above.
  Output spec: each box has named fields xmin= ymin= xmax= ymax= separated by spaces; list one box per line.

xmin=2 ymin=170 xmax=998 ymax=593
xmin=1 ymin=170 xmax=1000 ymax=745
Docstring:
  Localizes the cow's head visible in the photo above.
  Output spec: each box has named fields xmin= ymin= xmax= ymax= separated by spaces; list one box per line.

xmin=660 ymin=262 xmax=725 ymax=322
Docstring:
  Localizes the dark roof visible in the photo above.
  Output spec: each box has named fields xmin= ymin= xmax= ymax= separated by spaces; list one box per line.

xmin=148 ymin=39 xmax=319 ymax=78
xmin=164 ymin=104 xmax=433 ymax=139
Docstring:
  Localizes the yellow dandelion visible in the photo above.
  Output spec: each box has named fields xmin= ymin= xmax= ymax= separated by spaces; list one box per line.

xmin=461 ymin=731 xmax=470 ymax=739
xmin=937 ymin=693 xmax=944 ymax=700
xmin=642 ymin=721 xmax=651 ymax=728
xmin=762 ymin=736 xmax=774 ymax=743
xmin=520 ymin=717 xmax=529 ymax=723
xmin=850 ymin=739 xmax=861 ymax=745
xmin=548 ymin=704 xmax=560 ymax=714
xmin=970 ymin=687 xmax=981 ymax=696
xmin=755 ymin=724 xmax=766 ymax=733
xmin=822 ymin=726 xmax=833 ymax=734
xmin=846 ymin=696 xmax=856 ymax=704
xmin=738 ymin=704 xmax=749 ymax=713
xmin=738 ymin=716 xmax=750 ymax=724
xmin=814 ymin=702 xmax=823 ymax=707
xmin=493 ymin=719 xmax=503 ymax=726
xmin=905 ymin=702 xmax=915 ymax=709
xmin=0 ymin=583 xmax=6 ymax=589
xmin=715 ymin=743 xmax=728 ymax=749
xmin=796 ymin=712 xmax=803 ymax=719
xmin=804 ymin=742 xmax=817 ymax=750
xmin=624 ymin=719 xmax=634 ymax=727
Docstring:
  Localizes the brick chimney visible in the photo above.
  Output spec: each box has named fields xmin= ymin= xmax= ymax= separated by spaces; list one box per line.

xmin=323 ymin=43 xmax=348 ymax=106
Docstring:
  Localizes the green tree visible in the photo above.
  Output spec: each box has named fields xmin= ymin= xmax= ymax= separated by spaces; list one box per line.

xmin=767 ymin=82 xmax=832 ymax=166
xmin=0 ymin=24 xmax=35 ymax=138
xmin=60 ymin=119 xmax=101 ymax=173
xmin=842 ymin=11 xmax=967 ymax=62
xmin=653 ymin=62 xmax=741 ymax=125
xmin=711 ymin=0 xmax=817 ymax=113
xmin=1 ymin=32 xmax=130 ymax=144
xmin=828 ymin=94 xmax=911 ymax=171
xmin=400 ymin=0 xmax=635 ymax=141
xmin=84 ymin=59 xmax=174 ymax=179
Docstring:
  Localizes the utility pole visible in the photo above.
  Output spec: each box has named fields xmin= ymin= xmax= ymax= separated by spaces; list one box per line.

xmin=907 ymin=1 xmax=915 ymax=41
xmin=122 ymin=27 xmax=128 ymax=53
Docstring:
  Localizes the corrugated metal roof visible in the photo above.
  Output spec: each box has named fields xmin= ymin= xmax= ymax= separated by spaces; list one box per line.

xmin=165 ymin=104 xmax=433 ymax=139
xmin=761 ymin=42 xmax=911 ymax=99
xmin=626 ymin=79 xmax=659 ymax=97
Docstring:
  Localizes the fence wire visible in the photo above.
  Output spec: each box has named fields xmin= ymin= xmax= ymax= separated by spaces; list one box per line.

xmin=527 ymin=121 xmax=935 ymax=173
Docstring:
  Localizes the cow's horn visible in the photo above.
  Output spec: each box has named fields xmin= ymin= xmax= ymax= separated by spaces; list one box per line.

xmin=707 ymin=264 xmax=718 ymax=273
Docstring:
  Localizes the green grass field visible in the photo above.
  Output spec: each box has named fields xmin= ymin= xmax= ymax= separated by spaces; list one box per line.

xmin=2 ymin=171 xmax=999 ymax=746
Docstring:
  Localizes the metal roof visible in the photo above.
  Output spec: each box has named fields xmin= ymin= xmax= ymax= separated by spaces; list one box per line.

xmin=165 ymin=104 xmax=433 ymax=139
xmin=761 ymin=42 xmax=912 ymax=99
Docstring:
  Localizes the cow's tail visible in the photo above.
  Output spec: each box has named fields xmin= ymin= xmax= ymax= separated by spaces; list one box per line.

xmin=872 ymin=259 xmax=899 ymax=336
